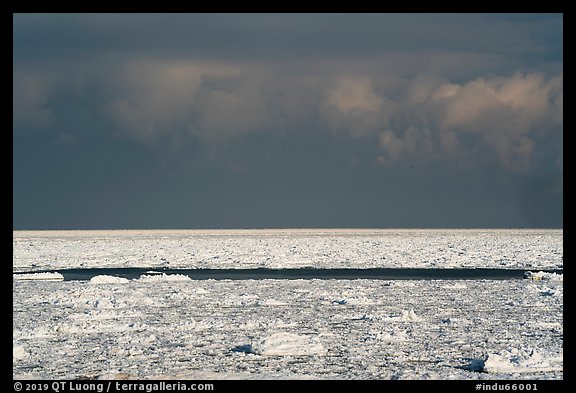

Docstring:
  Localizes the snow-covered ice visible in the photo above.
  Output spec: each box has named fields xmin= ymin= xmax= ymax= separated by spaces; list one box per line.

xmin=483 ymin=348 xmax=563 ymax=374
xmin=13 ymin=229 xmax=563 ymax=380
xmin=137 ymin=273 xmax=192 ymax=283
xmin=90 ymin=275 xmax=130 ymax=284
xmin=251 ymin=332 xmax=326 ymax=356
xmin=13 ymin=276 xmax=563 ymax=379
xmin=13 ymin=345 xmax=28 ymax=362
xmin=13 ymin=229 xmax=563 ymax=272
xmin=13 ymin=272 xmax=64 ymax=281
xmin=524 ymin=271 xmax=563 ymax=281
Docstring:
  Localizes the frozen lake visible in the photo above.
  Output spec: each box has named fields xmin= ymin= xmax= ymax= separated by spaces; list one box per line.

xmin=13 ymin=229 xmax=563 ymax=380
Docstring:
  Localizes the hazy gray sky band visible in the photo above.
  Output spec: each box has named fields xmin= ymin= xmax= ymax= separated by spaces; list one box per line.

xmin=13 ymin=13 xmax=563 ymax=229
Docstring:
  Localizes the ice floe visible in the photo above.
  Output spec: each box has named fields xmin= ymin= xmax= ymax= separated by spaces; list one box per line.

xmin=524 ymin=271 xmax=563 ymax=281
xmin=12 ymin=229 xmax=563 ymax=380
xmin=137 ymin=273 xmax=192 ymax=282
xmin=13 ymin=272 xmax=64 ymax=281
xmin=13 ymin=277 xmax=563 ymax=379
xmin=13 ymin=345 xmax=27 ymax=362
xmin=90 ymin=275 xmax=130 ymax=284
xmin=381 ymin=309 xmax=423 ymax=322
xmin=251 ymin=332 xmax=326 ymax=356
xmin=13 ymin=229 xmax=563 ymax=272
xmin=400 ymin=309 xmax=423 ymax=322
xmin=483 ymin=348 xmax=563 ymax=374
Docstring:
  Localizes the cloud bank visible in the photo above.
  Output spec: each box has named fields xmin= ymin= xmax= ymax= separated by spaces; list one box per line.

xmin=13 ymin=13 xmax=563 ymax=229
xmin=73 ymin=60 xmax=559 ymax=172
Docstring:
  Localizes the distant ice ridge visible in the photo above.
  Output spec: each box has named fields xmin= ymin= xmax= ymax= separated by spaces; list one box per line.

xmin=13 ymin=272 xmax=63 ymax=281
xmin=14 ymin=273 xmax=193 ymax=284
xmin=137 ymin=273 xmax=192 ymax=282
xmin=13 ymin=228 xmax=563 ymax=272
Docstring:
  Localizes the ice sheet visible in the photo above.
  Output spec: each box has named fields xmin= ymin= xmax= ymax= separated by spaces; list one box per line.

xmin=13 ymin=272 xmax=64 ymax=281
xmin=13 ymin=229 xmax=563 ymax=272
xmin=13 ymin=229 xmax=563 ymax=380
xmin=13 ymin=277 xmax=563 ymax=380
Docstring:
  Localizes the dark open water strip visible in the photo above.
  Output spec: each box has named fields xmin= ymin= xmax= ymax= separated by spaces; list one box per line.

xmin=14 ymin=267 xmax=563 ymax=281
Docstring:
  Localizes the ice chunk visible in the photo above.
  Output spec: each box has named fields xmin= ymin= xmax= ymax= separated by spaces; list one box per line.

xmin=52 ymin=324 xmax=81 ymax=334
xmin=194 ymin=287 xmax=209 ymax=295
xmin=483 ymin=348 xmax=562 ymax=373
xmin=400 ymin=309 xmax=423 ymax=322
xmin=443 ymin=283 xmax=467 ymax=289
xmin=13 ymin=345 xmax=27 ymax=362
xmin=539 ymin=286 xmax=557 ymax=296
xmin=524 ymin=271 xmax=563 ymax=281
xmin=13 ymin=272 xmax=64 ymax=281
xmin=138 ymin=273 xmax=191 ymax=282
xmin=258 ymin=298 xmax=289 ymax=306
xmin=377 ymin=330 xmax=408 ymax=342
xmin=144 ymin=334 xmax=157 ymax=344
xmin=90 ymin=275 xmax=130 ymax=284
xmin=381 ymin=308 xmax=423 ymax=322
xmin=252 ymin=332 xmax=326 ymax=356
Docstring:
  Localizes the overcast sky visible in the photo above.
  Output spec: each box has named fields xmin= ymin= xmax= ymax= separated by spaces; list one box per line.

xmin=13 ymin=13 xmax=563 ymax=229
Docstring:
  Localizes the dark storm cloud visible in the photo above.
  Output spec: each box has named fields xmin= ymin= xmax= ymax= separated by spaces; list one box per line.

xmin=13 ymin=14 xmax=562 ymax=64
xmin=13 ymin=13 xmax=563 ymax=229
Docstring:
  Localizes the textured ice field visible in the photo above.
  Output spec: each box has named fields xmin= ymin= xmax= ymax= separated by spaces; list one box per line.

xmin=13 ymin=275 xmax=563 ymax=380
xmin=13 ymin=229 xmax=563 ymax=380
xmin=13 ymin=229 xmax=563 ymax=272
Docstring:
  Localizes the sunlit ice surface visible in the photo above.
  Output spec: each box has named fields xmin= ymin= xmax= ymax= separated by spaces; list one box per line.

xmin=13 ymin=229 xmax=562 ymax=380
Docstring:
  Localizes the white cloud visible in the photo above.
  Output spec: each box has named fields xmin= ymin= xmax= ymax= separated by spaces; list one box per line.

xmin=318 ymin=70 xmax=562 ymax=172
xmin=378 ymin=126 xmax=436 ymax=166
xmin=430 ymin=82 xmax=460 ymax=100
xmin=326 ymin=76 xmax=383 ymax=114
xmin=103 ymin=60 xmax=270 ymax=142
xmin=378 ymin=130 xmax=404 ymax=162
xmin=20 ymin=52 xmax=558 ymax=173
xmin=428 ymin=72 xmax=563 ymax=170
xmin=322 ymin=75 xmax=393 ymax=137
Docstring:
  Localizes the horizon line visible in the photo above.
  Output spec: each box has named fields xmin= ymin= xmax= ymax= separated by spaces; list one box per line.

xmin=13 ymin=227 xmax=563 ymax=232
